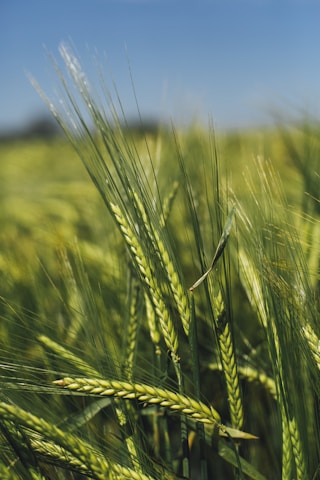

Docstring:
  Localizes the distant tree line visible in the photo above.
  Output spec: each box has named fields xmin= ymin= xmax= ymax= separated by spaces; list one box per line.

xmin=0 ymin=114 xmax=163 ymax=142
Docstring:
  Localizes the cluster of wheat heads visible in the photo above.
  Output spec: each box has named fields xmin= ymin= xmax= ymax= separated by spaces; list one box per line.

xmin=235 ymin=153 xmax=320 ymax=480
xmin=0 ymin=44 xmax=319 ymax=479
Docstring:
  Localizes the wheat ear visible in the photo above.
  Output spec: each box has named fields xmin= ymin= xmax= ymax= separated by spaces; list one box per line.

xmin=132 ymin=191 xmax=191 ymax=336
xmin=214 ymin=290 xmax=244 ymax=430
xmin=123 ymin=278 xmax=140 ymax=380
xmin=209 ymin=362 xmax=277 ymax=400
xmin=302 ymin=323 xmax=320 ymax=370
xmin=53 ymin=376 xmax=221 ymax=425
xmin=160 ymin=180 xmax=179 ymax=228
xmin=110 ymin=202 xmax=179 ymax=360
xmin=218 ymin=320 xmax=244 ymax=430
xmin=0 ymin=423 xmax=49 ymax=480
xmin=27 ymin=435 xmax=94 ymax=477
xmin=281 ymin=409 xmax=294 ymax=480
xmin=58 ymin=247 xmax=85 ymax=344
xmin=238 ymin=365 xmax=276 ymax=399
xmin=38 ymin=336 xmax=143 ymax=473
xmin=0 ymin=402 xmax=152 ymax=480
xmin=0 ymin=464 xmax=43 ymax=480
xmin=0 ymin=402 xmax=154 ymax=480
xmin=38 ymin=334 xmax=101 ymax=377
xmin=287 ymin=415 xmax=308 ymax=480
xmin=40 ymin=277 xmax=144 ymax=474
xmin=145 ymin=293 xmax=161 ymax=347
xmin=154 ymin=229 xmax=191 ymax=336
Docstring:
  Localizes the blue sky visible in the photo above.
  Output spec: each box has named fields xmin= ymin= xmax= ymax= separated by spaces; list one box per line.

xmin=1 ymin=0 xmax=320 ymax=132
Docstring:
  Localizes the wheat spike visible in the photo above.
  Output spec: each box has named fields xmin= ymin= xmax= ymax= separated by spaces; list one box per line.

xmin=132 ymin=191 xmax=191 ymax=336
xmin=281 ymin=410 xmax=294 ymax=480
xmin=287 ymin=415 xmax=308 ymax=480
xmin=218 ymin=319 xmax=244 ymax=430
xmin=145 ymin=293 xmax=161 ymax=346
xmin=124 ymin=279 xmax=140 ymax=380
xmin=39 ymin=335 xmax=143 ymax=473
xmin=154 ymin=229 xmax=191 ymax=336
xmin=38 ymin=334 xmax=101 ymax=377
xmin=209 ymin=362 xmax=277 ymax=400
xmin=110 ymin=202 xmax=179 ymax=360
xmin=0 ymin=402 xmax=153 ymax=480
xmin=54 ymin=376 xmax=221 ymax=425
xmin=302 ymin=323 xmax=320 ymax=370
xmin=214 ymin=291 xmax=244 ymax=430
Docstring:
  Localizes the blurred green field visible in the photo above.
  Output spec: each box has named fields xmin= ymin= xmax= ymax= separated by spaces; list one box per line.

xmin=0 ymin=126 xmax=312 ymax=310
xmin=0 ymin=121 xmax=319 ymax=479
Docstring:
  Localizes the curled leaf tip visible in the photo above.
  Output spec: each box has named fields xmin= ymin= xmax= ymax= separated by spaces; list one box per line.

xmin=221 ymin=425 xmax=259 ymax=440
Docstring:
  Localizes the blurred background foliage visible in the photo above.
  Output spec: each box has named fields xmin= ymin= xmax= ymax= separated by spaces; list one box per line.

xmin=0 ymin=121 xmax=317 ymax=365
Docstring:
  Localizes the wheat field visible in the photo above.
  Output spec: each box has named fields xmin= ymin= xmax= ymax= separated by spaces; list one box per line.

xmin=0 ymin=46 xmax=319 ymax=479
